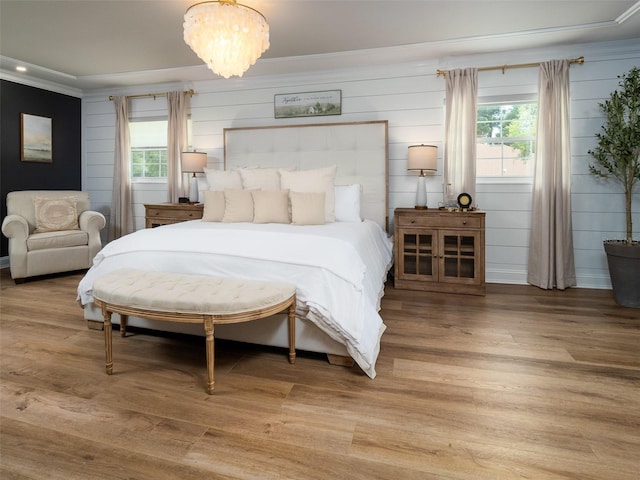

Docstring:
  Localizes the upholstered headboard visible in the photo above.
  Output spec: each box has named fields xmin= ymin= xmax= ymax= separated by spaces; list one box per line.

xmin=223 ymin=120 xmax=389 ymax=230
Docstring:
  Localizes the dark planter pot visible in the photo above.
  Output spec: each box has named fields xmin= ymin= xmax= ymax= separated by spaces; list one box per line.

xmin=604 ymin=241 xmax=640 ymax=308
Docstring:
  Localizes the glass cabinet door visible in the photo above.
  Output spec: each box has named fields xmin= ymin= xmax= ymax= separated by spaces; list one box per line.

xmin=398 ymin=230 xmax=436 ymax=280
xmin=440 ymin=230 xmax=481 ymax=283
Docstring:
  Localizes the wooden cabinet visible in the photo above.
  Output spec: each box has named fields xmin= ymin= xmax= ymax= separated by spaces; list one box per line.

xmin=393 ymin=208 xmax=486 ymax=295
xmin=144 ymin=203 xmax=204 ymax=228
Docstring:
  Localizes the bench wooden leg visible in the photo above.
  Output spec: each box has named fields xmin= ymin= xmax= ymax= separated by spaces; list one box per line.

xmin=287 ymin=297 xmax=296 ymax=364
xmin=204 ymin=317 xmax=215 ymax=394
xmin=103 ymin=309 xmax=113 ymax=375
xmin=120 ymin=314 xmax=128 ymax=337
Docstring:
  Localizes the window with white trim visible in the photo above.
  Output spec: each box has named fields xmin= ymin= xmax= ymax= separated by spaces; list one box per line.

xmin=129 ymin=118 xmax=192 ymax=180
xmin=476 ymin=97 xmax=537 ymax=178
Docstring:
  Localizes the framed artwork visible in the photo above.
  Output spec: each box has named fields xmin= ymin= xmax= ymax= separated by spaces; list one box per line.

xmin=21 ymin=113 xmax=52 ymax=163
xmin=274 ymin=90 xmax=341 ymax=118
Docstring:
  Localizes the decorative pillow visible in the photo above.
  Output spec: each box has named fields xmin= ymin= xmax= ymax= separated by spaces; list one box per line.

xmin=290 ymin=191 xmax=326 ymax=225
xmin=238 ymin=167 xmax=282 ymax=191
xmin=33 ymin=196 xmax=80 ymax=233
xmin=201 ymin=190 xmax=225 ymax=222
xmin=222 ymin=189 xmax=254 ymax=222
xmin=203 ymin=167 xmax=242 ymax=191
xmin=279 ymin=165 xmax=337 ymax=222
xmin=252 ymin=190 xmax=290 ymax=224
xmin=334 ymin=184 xmax=362 ymax=222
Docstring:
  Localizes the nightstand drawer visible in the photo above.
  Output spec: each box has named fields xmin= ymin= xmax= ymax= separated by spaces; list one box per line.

xmin=147 ymin=207 xmax=201 ymax=221
xmin=397 ymin=214 xmax=482 ymax=229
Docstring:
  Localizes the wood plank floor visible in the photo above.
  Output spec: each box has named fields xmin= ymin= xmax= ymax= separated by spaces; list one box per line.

xmin=1 ymin=268 xmax=639 ymax=479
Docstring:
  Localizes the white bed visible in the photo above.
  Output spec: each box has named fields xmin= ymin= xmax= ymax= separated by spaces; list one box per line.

xmin=80 ymin=120 xmax=391 ymax=378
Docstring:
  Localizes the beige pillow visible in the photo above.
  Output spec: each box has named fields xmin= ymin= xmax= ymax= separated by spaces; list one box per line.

xmin=222 ymin=189 xmax=254 ymax=222
xmin=238 ymin=167 xmax=282 ymax=191
xmin=203 ymin=167 xmax=242 ymax=190
xmin=201 ymin=190 xmax=225 ymax=222
xmin=280 ymin=165 xmax=337 ymax=222
xmin=290 ymin=191 xmax=326 ymax=225
xmin=252 ymin=190 xmax=290 ymax=224
xmin=33 ymin=196 xmax=79 ymax=233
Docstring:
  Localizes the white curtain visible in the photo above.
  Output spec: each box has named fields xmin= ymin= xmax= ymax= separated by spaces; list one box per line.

xmin=109 ymin=96 xmax=133 ymax=240
xmin=444 ymin=68 xmax=478 ymax=202
xmin=528 ymin=60 xmax=576 ymax=290
xmin=167 ymin=91 xmax=191 ymax=203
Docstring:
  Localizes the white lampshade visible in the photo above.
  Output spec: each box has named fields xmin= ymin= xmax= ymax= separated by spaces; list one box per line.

xmin=407 ymin=144 xmax=438 ymax=209
xmin=407 ymin=144 xmax=438 ymax=172
xmin=183 ymin=1 xmax=270 ymax=79
xmin=181 ymin=151 xmax=207 ymax=173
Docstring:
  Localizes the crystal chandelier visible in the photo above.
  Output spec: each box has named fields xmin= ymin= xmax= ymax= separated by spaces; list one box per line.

xmin=183 ymin=0 xmax=270 ymax=79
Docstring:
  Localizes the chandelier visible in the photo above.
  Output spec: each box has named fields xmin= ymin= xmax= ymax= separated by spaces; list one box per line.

xmin=183 ymin=0 xmax=270 ymax=79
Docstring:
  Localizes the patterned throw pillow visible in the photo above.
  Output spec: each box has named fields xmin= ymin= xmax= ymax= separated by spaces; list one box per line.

xmin=33 ymin=196 xmax=79 ymax=233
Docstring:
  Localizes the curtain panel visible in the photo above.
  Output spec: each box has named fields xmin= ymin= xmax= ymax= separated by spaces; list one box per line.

xmin=167 ymin=91 xmax=191 ymax=203
xmin=444 ymin=68 xmax=478 ymax=202
xmin=109 ymin=96 xmax=134 ymax=240
xmin=528 ymin=60 xmax=576 ymax=290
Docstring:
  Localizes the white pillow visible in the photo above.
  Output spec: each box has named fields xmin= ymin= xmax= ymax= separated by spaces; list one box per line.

xmin=252 ymin=190 xmax=290 ymax=224
xmin=238 ymin=167 xmax=282 ymax=191
xmin=222 ymin=189 xmax=254 ymax=222
xmin=290 ymin=191 xmax=326 ymax=225
xmin=280 ymin=165 xmax=337 ymax=222
xmin=203 ymin=167 xmax=242 ymax=191
xmin=334 ymin=184 xmax=362 ymax=222
xmin=201 ymin=190 xmax=225 ymax=222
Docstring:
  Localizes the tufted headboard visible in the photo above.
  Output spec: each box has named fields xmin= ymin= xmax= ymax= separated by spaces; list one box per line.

xmin=223 ymin=120 xmax=389 ymax=231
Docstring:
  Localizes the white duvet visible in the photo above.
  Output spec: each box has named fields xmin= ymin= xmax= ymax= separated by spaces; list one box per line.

xmin=77 ymin=220 xmax=393 ymax=378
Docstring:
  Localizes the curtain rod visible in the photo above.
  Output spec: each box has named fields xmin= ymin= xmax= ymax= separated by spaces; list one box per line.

xmin=108 ymin=89 xmax=195 ymax=101
xmin=436 ymin=56 xmax=584 ymax=77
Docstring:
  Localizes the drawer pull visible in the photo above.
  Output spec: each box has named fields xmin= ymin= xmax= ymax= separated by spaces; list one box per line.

xmin=463 ymin=220 xmax=467 ymax=225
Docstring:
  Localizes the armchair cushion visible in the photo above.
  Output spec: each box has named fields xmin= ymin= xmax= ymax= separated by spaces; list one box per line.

xmin=33 ymin=196 xmax=80 ymax=233
xmin=27 ymin=230 xmax=88 ymax=251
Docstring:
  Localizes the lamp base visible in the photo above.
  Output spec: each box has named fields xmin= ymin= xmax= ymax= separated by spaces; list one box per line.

xmin=415 ymin=174 xmax=428 ymax=208
xmin=189 ymin=174 xmax=199 ymax=203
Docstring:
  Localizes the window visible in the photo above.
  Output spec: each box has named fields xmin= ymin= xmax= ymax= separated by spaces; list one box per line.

xmin=129 ymin=118 xmax=193 ymax=180
xmin=130 ymin=119 xmax=168 ymax=179
xmin=476 ymin=98 xmax=537 ymax=178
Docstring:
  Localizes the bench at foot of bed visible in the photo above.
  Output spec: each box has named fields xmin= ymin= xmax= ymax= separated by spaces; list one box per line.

xmin=91 ymin=268 xmax=296 ymax=394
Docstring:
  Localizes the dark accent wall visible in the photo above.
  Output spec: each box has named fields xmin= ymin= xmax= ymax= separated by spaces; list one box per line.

xmin=0 ymin=80 xmax=82 ymax=256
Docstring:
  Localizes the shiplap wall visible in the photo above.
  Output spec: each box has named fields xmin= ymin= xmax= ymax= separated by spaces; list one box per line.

xmin=82 ymin=40 xmax=640 ymax=289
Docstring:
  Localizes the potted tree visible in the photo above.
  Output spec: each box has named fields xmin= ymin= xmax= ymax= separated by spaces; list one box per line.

xmin=588 ymin=66 xmax=640 ymax=308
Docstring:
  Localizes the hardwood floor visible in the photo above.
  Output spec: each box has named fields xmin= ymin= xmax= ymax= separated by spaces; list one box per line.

xmin=1 ymin=268 xmax=638 ymax=479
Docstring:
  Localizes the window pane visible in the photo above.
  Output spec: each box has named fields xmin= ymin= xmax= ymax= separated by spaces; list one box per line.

xmin=476 ymin=101 xmax=536 ymax=178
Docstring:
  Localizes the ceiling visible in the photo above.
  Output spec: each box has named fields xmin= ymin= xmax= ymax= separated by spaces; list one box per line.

xmin=1 ymin=0 xmax=639 ymax=91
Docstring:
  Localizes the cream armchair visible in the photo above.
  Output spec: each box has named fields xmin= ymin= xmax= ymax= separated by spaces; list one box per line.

xmin=2 ymin=190 xmax=106 ymax=282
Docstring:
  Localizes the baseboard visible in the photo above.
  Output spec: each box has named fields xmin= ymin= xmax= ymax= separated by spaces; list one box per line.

xmin=487 ymin=267 xmax=612 ymax=290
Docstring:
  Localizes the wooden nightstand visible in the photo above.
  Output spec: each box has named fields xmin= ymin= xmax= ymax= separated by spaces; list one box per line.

xmin=393 ymin=208 xmax=486 ymax=295
xmin=144 ymin=203 xmax=204 ymax=228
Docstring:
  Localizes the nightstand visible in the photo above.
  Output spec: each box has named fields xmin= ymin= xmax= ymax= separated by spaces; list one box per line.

xmin=144 ymin=203 xmax=204 ymax=228
xmin=393 ymin=208 xmax=486 ymax=295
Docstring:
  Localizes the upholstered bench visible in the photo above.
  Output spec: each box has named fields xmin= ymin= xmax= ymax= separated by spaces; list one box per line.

xmin=92 ymin=268 xmax=297 ymax=394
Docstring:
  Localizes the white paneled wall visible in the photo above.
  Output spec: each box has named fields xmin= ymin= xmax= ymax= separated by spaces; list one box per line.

xmin=82 ymin=40 xmax=640 ymax=289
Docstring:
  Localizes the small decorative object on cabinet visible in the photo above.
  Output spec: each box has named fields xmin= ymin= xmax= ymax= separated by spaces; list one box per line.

xmin=394 ymin=208 xmax=486 ymax=295
xmin=145 ymin=203 xmax=204 ymax=228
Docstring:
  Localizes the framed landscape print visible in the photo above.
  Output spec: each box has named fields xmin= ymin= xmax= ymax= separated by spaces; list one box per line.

xmin=274 ymin=90 xmax=341 ymax=118
xmin=21 ymin=113 xmax=52 ymax=163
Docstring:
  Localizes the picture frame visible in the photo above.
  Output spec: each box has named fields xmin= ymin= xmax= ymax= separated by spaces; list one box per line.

xmin=274 ymin=90 xmax=341 ymax=119
xmin=21 ymin=113 xmax=52 ymax=163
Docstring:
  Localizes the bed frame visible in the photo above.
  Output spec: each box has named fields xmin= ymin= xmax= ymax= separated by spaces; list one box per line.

xmin=85 ymin=120 xmax=389 ymax=364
